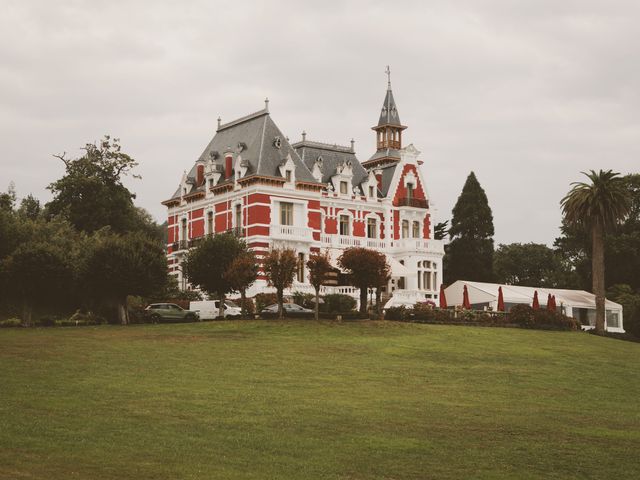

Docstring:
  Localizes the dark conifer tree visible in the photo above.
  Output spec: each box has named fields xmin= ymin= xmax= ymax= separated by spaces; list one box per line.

xmin=444 ymin=172 xmax=495 ymax=283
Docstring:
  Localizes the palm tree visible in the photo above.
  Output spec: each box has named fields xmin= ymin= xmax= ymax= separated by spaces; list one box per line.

xmin=561 ymin=170 xmax=631 ymax=335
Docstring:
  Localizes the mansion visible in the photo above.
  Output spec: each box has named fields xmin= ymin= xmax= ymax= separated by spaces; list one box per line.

xmin=163 ymin=78 xmax=445 ymax=306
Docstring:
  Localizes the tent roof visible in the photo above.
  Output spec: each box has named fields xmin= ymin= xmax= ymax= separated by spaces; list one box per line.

xmin=444 ymin=280 xmax=622 ymax=310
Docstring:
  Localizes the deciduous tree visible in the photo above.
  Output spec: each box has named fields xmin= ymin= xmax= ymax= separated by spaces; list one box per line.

xmin=46 ymin=136 xmax=148 ymax=234
xmin=494 ymin=243 xmax=572 ymax=288
xmin=183 ymin=233 xmax=247 ymax=318
xmin=262 ymin=248 xmax=297 ymax=319
xmin=224 ymin=251 xmax=258 ymax=318
xmin=83 ymin=231 xmax=167 ymax=324
xmin=307 ymin=251 xmax=332 ymax=321
xmin=338 ymin=247 xmax=389 ymax=314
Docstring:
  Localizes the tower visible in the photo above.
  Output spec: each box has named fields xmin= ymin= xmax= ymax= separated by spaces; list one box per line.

xmin=363 ymin=66 xmax=407 ymax=169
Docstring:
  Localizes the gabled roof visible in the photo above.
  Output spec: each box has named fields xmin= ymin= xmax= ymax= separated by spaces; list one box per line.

xmin=293 ymin=140 xmax=369 ymax=188
xmin=377 ymin=162 xmax=398 ymax=197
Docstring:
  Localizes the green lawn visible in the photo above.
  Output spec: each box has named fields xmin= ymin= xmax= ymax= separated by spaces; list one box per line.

xmin=1 ymin=321 xmax=639 ymax=479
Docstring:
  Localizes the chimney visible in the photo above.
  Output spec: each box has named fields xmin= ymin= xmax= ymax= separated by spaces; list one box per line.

xmin=224 ymin=152 xmax=233 ymax=180
xmin=196 ymin=163 xmax=205 ymax=186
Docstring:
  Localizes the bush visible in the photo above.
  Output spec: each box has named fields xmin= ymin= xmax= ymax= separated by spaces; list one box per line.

xmin=292 ymin=291 xmax=315 ymax=309
xmin=37 ymin=316 xmax=58 ymax=327
xmin=508 ymin=304 xmax=579 ymax=331
xmin=385 ymin=306 xmax=407 ymax=321
xmin=0 ymin=318 xmax=22 ymax=328
xmin=254 ymin=293 xmax=278 ymax=313
xmin=237 ymin=297 xmax=255 ymax=315
xmin=321 ymin=294 xmax=357 ymax=313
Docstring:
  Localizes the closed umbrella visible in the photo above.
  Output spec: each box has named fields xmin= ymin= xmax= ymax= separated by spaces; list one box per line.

xmin=439 ymin=284 xmax=448 ymax=309
xmin=497 ymin=286 xmax=505 ymax=312
xmin=532 ymin=290 xmax=540 ymax=310
xmin=550 ymin=295 xmax=557 ymax=311
xmin=462 ymin=284 xmax=471 ymax=309
xmin=546 ymin=293 xmax=553 ymax=311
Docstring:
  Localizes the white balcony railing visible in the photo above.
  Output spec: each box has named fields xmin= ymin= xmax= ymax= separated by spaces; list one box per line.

xmin=319 ymin=234 xmax=444 ymax=255
xmin=270 ymin=224 xmax=313 ymax=241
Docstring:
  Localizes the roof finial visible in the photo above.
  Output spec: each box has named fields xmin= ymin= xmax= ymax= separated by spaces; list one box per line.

xmin=302 ymin=130 xmax=307 ymax=141
xmin=264 ymin=97 xmax=269 ymax=112
xmin=350 ymin=138 xmax=355 ymax=152
xmin=385 ymin=65 xmax=391 ymax=89
xmin=217 ymin=116 xmax=221 ymax=129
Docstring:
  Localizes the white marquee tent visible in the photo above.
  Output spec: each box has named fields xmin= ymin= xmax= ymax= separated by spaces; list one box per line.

xmin=444 ymin=280 xmax=624 ymax=333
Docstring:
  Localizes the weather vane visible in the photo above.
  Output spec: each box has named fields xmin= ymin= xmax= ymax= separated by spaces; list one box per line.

xmin=385 ymin=65 xmax=391 ymax=87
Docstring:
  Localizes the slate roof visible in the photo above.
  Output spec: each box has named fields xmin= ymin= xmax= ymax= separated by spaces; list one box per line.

xmin=293 ymin=140 xmax=369 ymax=189
xmin=377 ymin=163 xmax=398 ymax=197
xmin=378 ymin=87 xmax=402 ymax=127
xmin=366 ymin=147 xmax=402 ymax=164
xmin=167 ymin=109 xmax=318 ymax=199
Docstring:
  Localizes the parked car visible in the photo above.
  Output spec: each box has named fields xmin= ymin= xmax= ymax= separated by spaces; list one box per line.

xmin=189 ymin=300 xmax=242 ymax=320
xmin=144 ymin=303 xmax=199 ymax=323
xmin=260 ymin=303 xmax=314 ymax=319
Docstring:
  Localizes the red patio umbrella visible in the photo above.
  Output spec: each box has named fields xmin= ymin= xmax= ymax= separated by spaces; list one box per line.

xmin=462 ymin=284 xmax=471 ymax=309
xmin=497 ymin=286 xmax=505 ymax=312
xmin=550 ymin=295 xmax=557 ymax=311
xmin=546 ymin=293 xmax=553 ymax=311
xmin=439 ymin=284 xmax=448 ymax=309
xmin=532 ymin=290 xmax=540 ymax=310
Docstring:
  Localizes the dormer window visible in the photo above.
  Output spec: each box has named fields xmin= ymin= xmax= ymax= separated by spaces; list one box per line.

xmin=369 ymin=185 xmax=375 ymax=198
xmin=183 ymin=187 xmax=187 ymax=196
xmin=208 ymin=178 xmax=214 ymax=189
xmin=285 ymin=170 xmax=292 ymax=182
xmin=340 ymin=181 xmax=348 ymax=195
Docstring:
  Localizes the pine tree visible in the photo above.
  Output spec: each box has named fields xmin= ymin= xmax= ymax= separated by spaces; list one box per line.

xmin=444 ymin=172 xmax=495 ymax=283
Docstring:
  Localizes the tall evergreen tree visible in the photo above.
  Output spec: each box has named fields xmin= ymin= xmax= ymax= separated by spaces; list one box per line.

xmin=444 ymin=172 xmax=495 ymax=283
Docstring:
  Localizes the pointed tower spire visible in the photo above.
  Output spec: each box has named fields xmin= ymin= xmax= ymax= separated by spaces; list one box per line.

xmin=363 ymin=67 xmax=407 ymax=168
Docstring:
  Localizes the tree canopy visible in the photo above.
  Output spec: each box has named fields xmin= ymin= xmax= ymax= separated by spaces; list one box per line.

xmin=444 ymin=172 xmax=495 ymax=283
xmin=46 ymin=136 xmax=147 ymax=234
xmin=338 ymin=247 xmax=390 ymax=314
xmin=493 ymin=243 xmax=573 ymax=288
xmin=262 ymin=248 xmax=298 ymax=319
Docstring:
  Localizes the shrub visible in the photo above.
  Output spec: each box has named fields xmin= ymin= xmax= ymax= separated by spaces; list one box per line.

xmin=384 ymin=306 xmax=407 ymax=321
xmin=237 ymin=297 xmax=255 ymax=315
xmin=508 ymin=304 xmax=535 ymax=328
xmin=0 ymin=318 xmax=22 ymax=328
xmin=37 ymin=316 xmax=58 ymax=327
xmin=254 ymin=293 xmax=278 ymax=313
xmin=321 ymin=294 xmax=357 ymax=313
xmin=411 ymin=302 xmax=436 ymax=322
xmin=292 ymin=291 xmax=314 ymax=309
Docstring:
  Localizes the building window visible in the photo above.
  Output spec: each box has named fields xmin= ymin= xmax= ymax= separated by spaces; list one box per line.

xmin=280 ymin=202 xmax=293 ymax=226
xmin=207 ymin=211 xmax=214 ymax=235
xmin=412 ymin=221 xmax=420 ymax=238
xmin=424 ymin=271 xmax=431 ymax=290
xmin=402 ymin=220 xmax=409 ymax=238
xmin=407 ymin=183 xmax=414 ymax=200
xmin=208 ymin=178 xmax=214 ymax=189
xmin=367 ymin=218 xmax=377 ymax=239
xmin=340 ymin=181 xmax=348 ymax=194
xmin=285 ymin=170 xmax=292 ymax=182
xmin=369 ymin=185 xmax=375 ymax=198
xmin=181 ymin=218 xmax=187 ymax=241
xmin=297 ymin=253 xmax=305 ymax=283
xmin=339 ymin=215 xmax=350 ymax=236
xmin=235 ymin=204 xmax=242 ymax=233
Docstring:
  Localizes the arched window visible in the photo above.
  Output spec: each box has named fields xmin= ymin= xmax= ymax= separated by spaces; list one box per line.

xmin=402 ymin=220 xmax=409 ymax=238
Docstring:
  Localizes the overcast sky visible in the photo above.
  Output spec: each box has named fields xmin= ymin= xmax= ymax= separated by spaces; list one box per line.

xmin=2 ymin=0 xmax=639 ymax=245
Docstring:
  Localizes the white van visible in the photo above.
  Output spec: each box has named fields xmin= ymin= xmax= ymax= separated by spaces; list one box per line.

xmin=189 ymin=300 xmax=242 ymax=320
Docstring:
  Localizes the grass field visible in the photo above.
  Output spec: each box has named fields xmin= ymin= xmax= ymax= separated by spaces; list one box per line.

xmin=1 ymin=320 xmax=639 ymax=479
